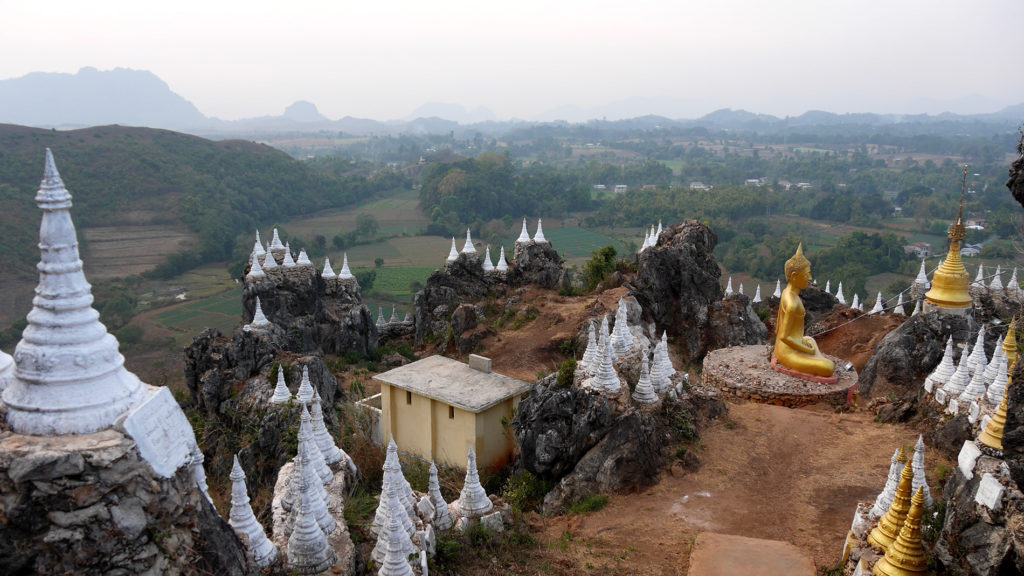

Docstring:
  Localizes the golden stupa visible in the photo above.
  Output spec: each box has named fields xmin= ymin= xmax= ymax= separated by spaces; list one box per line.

xmin=868 ymin=460 xmax=914 ymax=551
xmin=924 ymin=167 xmax=972 ymax=311
xmin=1003 ymin=318 xmax=1018 ymax=369
xmin=872 ymin=487 xmax=929 ymax=576
xmin=978 ymin=358 xmax=1016 ymax=451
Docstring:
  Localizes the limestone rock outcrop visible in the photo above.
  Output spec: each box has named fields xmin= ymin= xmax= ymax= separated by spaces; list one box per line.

xmin=627 ymin=221 xmax=766 ymax=363
xmin=506 ymin=241 xmax=567 ymax=290
xmin=1008 ymin=132 xmax=1024 ymax=210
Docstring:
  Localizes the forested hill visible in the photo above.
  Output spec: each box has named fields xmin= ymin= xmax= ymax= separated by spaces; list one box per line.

xmin=0 ymin=124 xmax=405 ymax=280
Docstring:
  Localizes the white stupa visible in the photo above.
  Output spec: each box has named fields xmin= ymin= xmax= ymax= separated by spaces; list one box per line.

xmin=656 ymin=220 xmax=662 ymax=239
xmin=516 ymin=218 xmax=531 ymax=244
xmin=371 ymin=440 xmax=417 ymax=538
xmin=372 ymin=480 xmax=417 ymax=574
xmin=580 ymin=322 xmax=598 ymax=373
xmin=911 ymin=436 xmax=934 ymax=507
xmin=228 ymin=455 xmax=279 ymax=568
xmin=912 ymin=298 xmax=922 ymax=315
xmin=428 ymin=462 xmax=456 ymax=531
xmin=774 ymin=280 xmax=783 ymax=299
xmin=270 ymin=365 xmax=292 ymax=404
xmin=446 ymin=237 xmax=459 ymax=263
xmin=461 ymin=228 xmax=476 ymax=255
xmin=869 ymin=449 xmax=903 ymax=519
xmin=660 ymin=331 xmax=676 ymax=377
xmin=455 ymin=447 xmax=494 ymax=518
xmin=610 ymin=299 xmax=634 ymax=357
xmin=296 ymin=249 xmax=312 ymax=267
xmin=300 ymin=404 xmax=334 ymax=486
xmin=752 ymin=284 xmax=762 ymax=303
xmin=640 ymin=229 xmax=651 ymax=252
xmin=648 ymin=345 xmax=668 ymax=394
xmin=262 ymin=249 xmax=278 ymax=270
xmin=851 ymin=293 xmax=860 ymax=311
xmin=914 ymin=259 xmax=931 ymax=290
xmin=870 ymin=292 xmax=884 ymax=314
xmin=924 ymin=338 xmax=955 ymax=392
xmin=482 ymin=247 xmax=494 ymax=272
xmin=249 ymin=296 xmax=271 ymax=329
xmin=632 ymin=356 xmax=659 ymax=404
xmin=966 ymin=328 xmax=987 ymax=377
xmin=321 ymin=257 xmax=336 ymax=280
xmin=389 ymin=308 xmax=399 ymax=325
xmin=533 ymin=218 xmax=547 ymax=243
xmin=376 ymin=307 xmax=386 ymax=330
xmin=982 ymin=335 xmax=1005 ymax=386
xmin=2 ymin=150 xmax=146 ymax=435
xmin=825 ymin=280 xmax=831 ymax=293
xmin=893 ymin=293 xmax=906 ymax=315
xmin=738 ymin=283 xmax=744 ymax=295
xmin=310 ymin=389 xmax=347 ymax=467
xmin=835 ymin=282 xmax=846 ymax=305
xmin=247 ymin=250 xmax=266 ymax=280
xmin=1007 ymin=267 xmax=1021 ymax=300
xmin=254 ymin=231 xmax=267 ymax=258
xmin=338 ymin=253 xmax=354 ymax=280
xmin=286 ymin=477 xmax=335 ymax=574
xmin=972 ymin=263 xmax=986 ymax=289
xmin=496 ymin=246 xmax=509 ymax=271
xmin=725 ymin=277 xmax=734 ymax=297
xmin=600 ymin=315 xmax=617 ymax=362
xmin=297 ymin=365 xmax=315 ymax=405
xmin=958 ymin=364 xmax=988 ymax=404
xmin=940 ymin=350 xmax=970 ymax=402
xmin=0 ymin=349 xmax=14 ymax=394
xmin=270 ymin=228 xmax=285 ymax=251
xmin=987 ymin=354 xmax=1009 ymax=406
xmin=283 ymin=243 xmax=296 ymax=267
xmin=989 ymin=265 xmax=1003 ymax=290
xmin=589 ymin=338 xmax=622 ymax=394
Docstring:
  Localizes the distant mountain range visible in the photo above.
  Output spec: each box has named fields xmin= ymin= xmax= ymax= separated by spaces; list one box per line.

xmin=0 ymin=67 xmax=1021 ymax=136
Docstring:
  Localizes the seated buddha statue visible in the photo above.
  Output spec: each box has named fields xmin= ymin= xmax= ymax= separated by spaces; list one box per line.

xmin=773 ymin=244 xmax=836 ymax=378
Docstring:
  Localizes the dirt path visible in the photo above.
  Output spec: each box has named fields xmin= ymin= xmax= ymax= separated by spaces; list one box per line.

xmin=520 ymin=401 xmax=951 ymax=575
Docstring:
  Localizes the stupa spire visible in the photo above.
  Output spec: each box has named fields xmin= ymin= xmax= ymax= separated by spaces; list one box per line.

xmin=482 ymin=246 xmax=494 ymax=271
xmin=228 ymin=455 xmax=279 ymax=567
xmin=249 ymin=296 xmax=271 ymax=329
xmin=868 ymin=459 xmax=914 ymax=551
xmin=1008 ymin=267 xmax=1021 ymax=300
xmin=987 ymin=353 xmax=1009 ymax=406
xmin=983 ymin=335 xmax=1005 ymax=386
xmin=338 ymin=253 xmax=354 ymax=280
xmin=254 ymin=230 xmax=266 ymax=256
xmin=446 ymin=237 xmax=459 ymax=263
xmin=925 ymin=167 xmax=972 ymax=311
xmin=533 ymin=218 xmax=547 ymax=243
xmin=752 ymin=284 xmax=762 ymax=303
xmin=496 ymin=246 xmax=508 ymax=271
xmin=611 ymin=298 xmax=634 ymax=357
xmin=247 ymin=250 xmax=266 ymax=280
xmin=462 ymin=228 xmax=476 ymax=254
xmin=296 ymin=248 xmax=312 ymax=267
xmin=924 ymin=337 xmax=955 ymax=392
xmin=262 ymin=249 xmax=278 ymax=270
xmin=580 ymin=322 xmax=598 ymax=374
xmin=939 ymin=346 xmax=970 ymax=403
xmin=1003 ymin=318 xmax=1018 ymax=367
xmin=774 ymin=279 xmax=783 ymax=299
xmin=455 ymin=446 xmax=493 ymax=518
xmin=590 ymin=337 xmax=622 ymax=394
xmin=989 ymin=265 xmax=1003 ymax=290
xmin=372 ymin=478 xmax=417 ymax=573
xmin=376 ymin=307 xmax=386 ymax=329
xmin=270 ymin=365 xmax=291 ymax=404
xmin=870 ymin=448 xmax=904 ymax=519
xmin=286 ymin=476 xmax=335 ymax=574
xmin=870 ymin=292 xmax=885 ymax=314
xmin=632 ymin=356 xmax=659 ymax=404
xmin=978 ymin=360 xmax=1015 ymax=451
xmin=372 ymin=439 xmax=417 ymax=537
xmin=972 ymin=263 xmax=986 ymax=289
xmin=3 ymin=149 xmax=145 ymax=435
xmin=835 ymin=282 xmax=845 ymax=304
xmin=270 ymin=228 xmax=285 ymax=251
xmin=660 ymin=331 xmax=676 ymax=377
xmin=851 ymin=293 xmax=860 ymax=311
xmin=516 ymin=218 xmax=531 ymax=244
xmin=967 ymin=327 xmax=987 ymax=377
xmin=825 ymin=280 xmax=831 ymax=293
xmin=872 ymin=487 xmax=929 ymax=576
xmin=428 ymin=462 xmax=456 ymax=531
xmin=912 ymin=298 xmax=922 ymax=315
xmin=296 ymin=365 xmax=315 ymax=404
xmin=725 ymin=277 xmax=734 ymax=297
xmin=322 ymin=257 xmax=336 ymax=279
xmin=283 ymin=243 xmax=296 ymax=267
xmin=300 ymin=404 xmax=334 ymax=486
xmin=911 ymin=435 xmax=934 ymax=508
xmin=914 ymin=259 xmax=930 ymax=289
xmin=310 ymin=389 xmax=347 ymax=467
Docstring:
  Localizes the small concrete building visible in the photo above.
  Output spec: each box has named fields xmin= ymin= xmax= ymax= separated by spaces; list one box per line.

xmin=373 ymin=354 xmax=531 ymax=471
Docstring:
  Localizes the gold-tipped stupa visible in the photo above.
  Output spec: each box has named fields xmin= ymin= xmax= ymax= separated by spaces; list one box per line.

xmin=872 ymin=487 xmax=929 ymax=576
xmin=924 ymin=167 xmax=972 ymax=311
xmin=868 ymin=460 xmax=914 ymax=551
xmin=1003 ymin=318 xmax=1018 ymax=369
xmin=978 ymin=358 xmax=1016 ymax=451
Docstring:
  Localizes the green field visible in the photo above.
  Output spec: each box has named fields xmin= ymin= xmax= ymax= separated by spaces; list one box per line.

xmin=281 ymin=189 xmax=429 ymax=241
xmin=542 ymin=227 xmax=624 ymax=263
xmin=151 ymin=290 xmax=242 ymax=345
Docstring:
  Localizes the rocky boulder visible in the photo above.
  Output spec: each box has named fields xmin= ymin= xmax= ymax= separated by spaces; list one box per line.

xmin=857 ymin=310 xmax=973 ymax=399
xmin=1003 ymin=360 xmax=1024 ymax=489
xmin=507 ymin=241 xmax=567 ymax=290
xmin=628 ymin=221 xmax=766 ymax=363
xmin=1008 ymin=131 xmax=1024 ymax=210
xmin=414 ymin=253 xmax=505 ymax=344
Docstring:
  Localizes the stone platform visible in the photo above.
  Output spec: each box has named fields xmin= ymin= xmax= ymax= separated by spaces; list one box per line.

xmin=688 ymin=532 xmax=815 ymax=576
xmin=702 ymin=345 xmax=857 ymax=408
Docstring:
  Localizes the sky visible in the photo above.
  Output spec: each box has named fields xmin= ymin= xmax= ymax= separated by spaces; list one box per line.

xmin=1 ymin=0 xmax=1020 ymax=121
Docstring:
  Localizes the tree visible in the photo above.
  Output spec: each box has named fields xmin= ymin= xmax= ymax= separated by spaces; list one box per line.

xmin=355 ymin=213 xmax=379 ymax=240
xmin=582 ymin=246 xmax=618 ymax=291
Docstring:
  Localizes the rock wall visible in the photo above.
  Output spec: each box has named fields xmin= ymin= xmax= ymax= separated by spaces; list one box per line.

xmin=1008 ymin=131 xmax=1024 ymax=209
xmin=627 ymin=221 xmax=767 ymax=363
xmin=0 ymin=430 xmax=251 ymax=576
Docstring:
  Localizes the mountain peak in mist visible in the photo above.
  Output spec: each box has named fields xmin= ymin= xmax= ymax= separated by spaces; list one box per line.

xmin=283 ymin=100 xmax=327 ymax=123
xmin=406 ymin=102 xmax=496 ymax=124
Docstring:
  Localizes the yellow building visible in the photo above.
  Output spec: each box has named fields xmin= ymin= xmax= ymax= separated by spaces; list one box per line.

xmin=373 ymin=354 xmax=531 ymax=471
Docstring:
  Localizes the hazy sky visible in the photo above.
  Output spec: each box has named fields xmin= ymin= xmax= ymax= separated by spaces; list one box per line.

xmin=1 ymin=0 xmax=1020 ymax=121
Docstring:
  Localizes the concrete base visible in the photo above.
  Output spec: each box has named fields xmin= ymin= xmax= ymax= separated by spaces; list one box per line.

xmin=703 ymin=345 xmax=857 ymax=408
xmin=688 ymin=532 xmax=815 ymax=576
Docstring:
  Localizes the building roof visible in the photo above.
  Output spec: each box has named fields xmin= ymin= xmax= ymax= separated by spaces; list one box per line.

xmin=373 ymin=355 xmax=531 ymax=413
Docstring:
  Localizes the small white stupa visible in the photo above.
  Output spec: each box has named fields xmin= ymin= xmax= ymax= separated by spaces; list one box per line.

xmin=321 ymin=257 xmax=336 ymax=280
xmin=1007 ymin=267 xmax=1021 ymax=300
xmin=752 ymin=284 xmax=762 ymax=303
xmin=913 ymin=259 xmax=931 ymax=291
xmin=446 ymin=237 xmax=459 ymax=263
xmin=270 ymin=365 xmax=292 ymax=404
xmin=911 ymin=436 xmax=934 ymax=507
xmin=987 ymin=354 xmax=1009 ymax=406
xmin=989 ymin=265 xmax=1003 ymax=290
xmin=982 ymin=335 xmax=1005 ymax=386
xmin=924 ymin=338 xmax=955 ymax=393
xmin=656 ymin=220 xmax=663 ymax=239
xmin=297 ymin=365 xmax=315 ymax=405
xmin=248 ymin=296 xmax=271 ymax=329
xmin=610 ymin=299 xmax=634 ymax=357
xmin=455 ymin=447 xmax=494 ymax=519
xmin=869 ymin=449 xmax=903 ymax=519
xmin=589 ymin=338 xmax=622 ymax=394
xmin=2 ymin=150 xmax=146 ymax=435
xmin=533 ymin=219 xmax=548 ymax=243
xmin=371 ymin=440 xmax=417 ymax=538
xmin=270 ymin=228 xmax=285 ymax=251
xmin=296 ymin=249 xmax=312 ymax=267
xmin=958 ymin=365 xmax=988 ymax=405
xmin=286 ymin=478 xmax=336 ymax=574
xmin=738 ymin=283 xmax=744 ymax=295
xmin=283 ymin=418 xmax=334 ymax=533
xmin=825 ymin=280 xmax=831 ymax=293
xmin=310 ymin=389 xmax=347 ymax=467
xmin=774 ymin=280 xmax=783 ymax=299
xmin=372 ymin=481 xmax=417 ymax=574
xmin=496 ymin=246 xmax=509 ymax=271
xmin=851 ymin=293 xmax=860 ymax=311
xmin=482 ymin=247 xmax=494 ymax=271
xmin=338 ymin=253 xmax=354 ymax=280
xmin=389 ymin=308 xmax=399 ymax=325
xmin=599 ymin=315 xmax=616 ymax=362
xmin=516 ymin=218 xmax=531 ymax=244
xmin=283 ymin=243 xmax=296 ymax=267
xmin=262 ymin=249 xmax=278 ymax=270
xmin=660 ymin=331 xmax=676 ymax=377
xmin=939 ymin=350 xmax=970 ymax=403
xmin=632 ymin=357 xmax=659 ymax=404
xmin=247 ymin=250 xmax=266 ymax=280
xmin=428 ymin=462 xmax=456 ymax=531
xmin=376 ymin=307 xmax=386 ymax=330
xmin=461 ymin=228 xmax=476 ymax=255
xmin=640 ymin=229 xmax=651 ymax=252
xmin=966 ymin=328 xmax=987 ymax=377
xmin=835 ymin=282 xmax=846 ymax=305
xmin=870 ymin=292 xmax=885 ymax=314
xmin=972 ymin=263 xmax=986 ymax=289
xmin=580 ymin=322 xmax=598 ymax=373
xmin=912 ymin=298 xmax=922 ymax=316
xmin=725 ymin=277 xmax=734 ymax=297
xmin=893 ymin=293 xmax=906 ymax=315
xmin=228 ymin=455 xmax=279 ymax=568
xmin=300 ymin=405 xmax=334 ymax=486
xmin=254 ymin=231 xmax=267 ymax=258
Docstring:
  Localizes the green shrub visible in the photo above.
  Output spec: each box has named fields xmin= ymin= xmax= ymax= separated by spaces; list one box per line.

xmin=502 ymin=470 xmax=555 ymax=513
xmin=569 ymin=493 xmax=609 ymax=514
xmin=557 ymin=359 xmax=577 ymax=388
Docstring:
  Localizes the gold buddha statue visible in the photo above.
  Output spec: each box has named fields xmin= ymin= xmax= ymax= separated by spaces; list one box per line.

xmin=774 ymin=244 xmax=836 ymax=378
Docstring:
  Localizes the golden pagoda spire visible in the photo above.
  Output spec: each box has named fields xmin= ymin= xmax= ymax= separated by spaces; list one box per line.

xmin=868 ymin=460 xmax=914 ymax=551
xmin=872 ymin=487 xmax=929 ymax=576
xmin=924 ymin=166 xmax=972 ymax=311
xmin=979 ymin=358 xmax=1016 ymax=451
xmin=1003 ymin=318 xmax=1018 ymax=369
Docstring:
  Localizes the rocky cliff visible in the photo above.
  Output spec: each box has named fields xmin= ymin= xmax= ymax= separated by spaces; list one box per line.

xmin=627 ymin=221 xmax=767 ymax=363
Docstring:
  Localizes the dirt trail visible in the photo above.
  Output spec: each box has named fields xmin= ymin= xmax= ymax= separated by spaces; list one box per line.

xmin=520 ymin=401 xmax=950 ymax=575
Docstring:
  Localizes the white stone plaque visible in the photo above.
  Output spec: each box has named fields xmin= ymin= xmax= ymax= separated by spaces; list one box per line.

xmin=968 ymin=401 xmax=981 ymax=424
xmin=975 ymin=473 xmax=1005 ymax=511
xmin=980 ymin=415 xmax=992 ymax=432
xmin=924 ymin=379 xmax=934 ymax=393
xmin=123 ymin=387 xmax=197 ymax=477
xmin=958 ymin=440 xmax=982 ymax=480
xmin=935 ymin=389 xmax=947 ymax=405
xmin=947 ymin=398 xmax=959 ymax=416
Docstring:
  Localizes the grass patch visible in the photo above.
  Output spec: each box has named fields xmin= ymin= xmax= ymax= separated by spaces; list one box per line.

xmin=569 ymin=493 xmax=609 ymax=514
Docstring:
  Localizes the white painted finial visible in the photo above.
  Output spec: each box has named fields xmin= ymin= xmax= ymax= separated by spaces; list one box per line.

xmin=752 ymin=284 xmax=762 ymax=303
xmin=870 ymin=292 xmax=884 ymax=314
xmin=339 ymin=253 xmax=353 ymax=280
xmin=835 ymin=281 xmax=845 ymax=304
xmin=462 ymin=228 xmax=476 ymax=254
xmin=533 ymin=218 xmax=547 ymax=243
xmin=496 ymin=246 xmax=508 ymax=271
xmin=3 ymin=149 xmax=145 ymax=435
xmin=282 ymin=243 xmax=296 ymax=267
xmin=482 ymin=246 xmax=494 ymax=271
xmin=774 ymin=279 xmax=782 ymax=299
xmin=270 ymin=228 xmax=285 ymax=250
xmin=446 ymin=237 xmax=459 ymax=263
xmin=516 ymin=218 xmax=531 ymax=244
